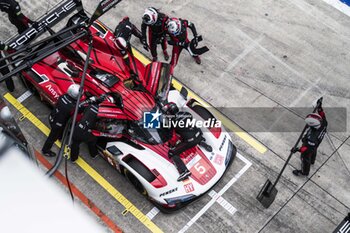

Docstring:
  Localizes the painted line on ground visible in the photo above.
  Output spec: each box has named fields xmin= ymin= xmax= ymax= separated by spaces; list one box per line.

xmin=34 ymin=150 xmax=122 ymax=233
xmin=17 ymin=90 xmax=33 ymax=103
xmin=321 ymin=0 xmax=350 ymax=17
xmin=132 ymin=48 xmax=267 ymax=154
xmin=3 ymin=93 xmax=163 ymax=233
xmin=146 ymin=207 xmax=161 ymax=220
xmin=208 ymin=190 xmax=237 ymax=215
xmin=178 ymin=153 xmax=252 ymax=233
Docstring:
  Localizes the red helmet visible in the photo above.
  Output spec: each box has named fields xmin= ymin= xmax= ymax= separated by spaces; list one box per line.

xmin=114 ymin=37 xmax=127 ymax=50
xmin=305 ymin=113 xmax=322 ymax=128
xmin=167 ymin=18 xmax=181 ymax=36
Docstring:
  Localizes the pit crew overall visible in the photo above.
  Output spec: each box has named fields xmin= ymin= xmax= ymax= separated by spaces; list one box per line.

xmin=141 ymin=12 xmax=169 ymax=60
xmin=42 ymin=94 xmax=76 ymax=154
xmin=0 ymin=0 xmax=34 ymax=34
xmin=169 ymin=112 xmax=204 ymax=174
xmin=0 ymin=42 xmax=14 ymax=92
xmin=167 ymin=19 xmax=199 ymax=67
xmin=298 ymin=108 xmax=327 ymax=175
xmin=71 ymin=103 xmax=99 ymax=161
xmin=114 ymin=17 xmax=142 ymax=45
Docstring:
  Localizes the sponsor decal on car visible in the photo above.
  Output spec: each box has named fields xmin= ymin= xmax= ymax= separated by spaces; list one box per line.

xmin=45 ymin=84 xmax=60 ymax=100
xmin=214 ymin=154 xmax=224 ymax=165
xmin=184 ymin=182 xmax=195 ymax=193
xmin=9 ymin=0 xmax=81 ymax=49
xmin=159 ymin=187 xmax=178 ymax=197
xmin=219 ymin=135 xmax=227 ymax=151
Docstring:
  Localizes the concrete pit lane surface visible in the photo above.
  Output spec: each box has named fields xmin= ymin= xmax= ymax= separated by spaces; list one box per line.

xmin=0 ymin=0 xmax=350 ymax=232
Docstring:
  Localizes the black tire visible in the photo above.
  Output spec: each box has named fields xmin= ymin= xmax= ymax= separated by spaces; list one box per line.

xmin=192 ymin=104 xmax=216 ymax=121
xmin=124 ymin=159 xmax=155 ymax=195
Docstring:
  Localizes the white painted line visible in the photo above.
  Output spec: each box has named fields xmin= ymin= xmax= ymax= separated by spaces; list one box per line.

xmin=178 ymin=153 xmax=252 ymax=233
xmin=320 ymin=0 xmax=350 ymax=17
xmin=17 ymin=90 xmax=33 ymax=103
xmin=146 ymin=207 xmax=160 ymax=220
xmin=208 ymin=190 xmax=237 ymax=215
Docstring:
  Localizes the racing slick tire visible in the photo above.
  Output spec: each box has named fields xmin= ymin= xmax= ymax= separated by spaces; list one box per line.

xmin=123 ymin=159 xmax=154 ymax=196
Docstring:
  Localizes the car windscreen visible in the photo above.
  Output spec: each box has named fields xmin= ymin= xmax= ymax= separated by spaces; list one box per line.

xmin=90 ymin=69 xmax=119 ymax=87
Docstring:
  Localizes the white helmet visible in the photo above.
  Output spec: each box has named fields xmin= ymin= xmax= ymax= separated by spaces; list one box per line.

xmin=114 ymin=37 xmax=127 ymax=50
xmin=167 ymin=18 xmax=181 ymax=36
xmin=305 ymin=113 xmax=322 ymax=128
xmin=67 ymin=84 xmax=80 ymax=100
xmin=0 ymin=106 xmax=12 ymax=122
xmin=142 ymin=7 xmax=158 ymax=25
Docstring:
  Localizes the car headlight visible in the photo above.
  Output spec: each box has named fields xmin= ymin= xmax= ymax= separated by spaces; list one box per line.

xmin=164 ymin=194 xmax=196 ymax=205
xmin=225 ymin=140 xmax=234 ymax=166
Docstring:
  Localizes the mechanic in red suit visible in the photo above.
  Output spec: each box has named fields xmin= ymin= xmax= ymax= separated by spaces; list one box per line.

xmin=0 ymin=0 xmax=35 ymax=34
xmin=141 ymin=7 xmax=169 ymax=62
xmin=291 ymin=103 xmax=327 ymax=176
xmin=166 ymin=18 xmax=209 ymax=67
xmin=164 ymin=103 xmax=212 ymax=181
xmin=113 ymin=17 xmax=143 ymax=76
xmin=114 ymin=16 xmax=142 ymax=46
xmin=0 ymin=41 xmax=14 ymax=92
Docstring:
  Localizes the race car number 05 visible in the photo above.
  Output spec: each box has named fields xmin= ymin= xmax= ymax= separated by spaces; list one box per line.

xmin=194 ymin=163 xmax=206 ymax=174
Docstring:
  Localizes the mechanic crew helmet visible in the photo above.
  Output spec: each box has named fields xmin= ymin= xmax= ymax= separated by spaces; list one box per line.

xmin=305 ymin=113 xmax=322 ymax=129
xmin=142 ymin=7 xmax=158 ymax=25
xmin=114 ymin=37 xmax=127 ymax=50
xmin=167 ymin=18 xmax=181 ymax=36
xmin=163 ymin=102 xmax=179 ymax=115
xmin=67 ymin=84 xmax=80 ymax=100
xmin=0 ymin=106 xmax=12 ymax=122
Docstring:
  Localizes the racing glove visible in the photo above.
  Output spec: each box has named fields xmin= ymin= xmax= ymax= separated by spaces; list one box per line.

xmin=291 ymin=147 xmax=299 ymax=154
xmin=141 ymin=37 xmax=149 ymax=51
xmin=177 ymin=41 xmax=189 ymax=48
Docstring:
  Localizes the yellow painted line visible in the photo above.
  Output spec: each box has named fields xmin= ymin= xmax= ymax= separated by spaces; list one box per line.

xmin=132 ymin=49 xmax=267 ymax=154
xmin=3 ymin=93 xmax=163 ymax=233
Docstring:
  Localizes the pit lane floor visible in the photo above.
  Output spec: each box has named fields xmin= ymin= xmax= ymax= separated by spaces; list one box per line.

xmin=1 ymin=0 xmax=350 ymax=232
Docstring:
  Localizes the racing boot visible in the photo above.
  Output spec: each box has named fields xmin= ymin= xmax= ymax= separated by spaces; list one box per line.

xmin=42 ymin=150 xmax=56 ymax=157
xmin=199 ymin=140 xmax=212 ymax=152
xmin=177 ymin=169 xmax=191 ymax=182
xmin=292 ymin=170 xmax=303 ymax=176
xmin=152 ymin=56 xmax=158 ymax=62
xmin=163 ymin=50 xmax=169 ymax=61
xmin=193 ymin=55 xmax=201 ymax=65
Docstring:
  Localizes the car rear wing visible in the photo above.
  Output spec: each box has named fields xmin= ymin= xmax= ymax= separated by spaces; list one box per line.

xmin=143 ymin=62 xmax=172 ymax=102
xmin=7 ymin=0 xmax=84 ymax=50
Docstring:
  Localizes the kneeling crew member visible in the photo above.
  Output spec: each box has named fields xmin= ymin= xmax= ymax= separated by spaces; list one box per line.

xmin=70 ymin=96 xmax=105 ymax=162
xmin=165 ymin=103 xmax=212 ymax=181
xmin=291 ymin=104 xmax=327 ymax=176
xmin=41 ymin=84 xmax=80 ymax=157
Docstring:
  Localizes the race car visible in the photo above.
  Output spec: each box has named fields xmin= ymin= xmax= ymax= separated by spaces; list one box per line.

xmin=15 ymin=11 xmax=237 ymax=211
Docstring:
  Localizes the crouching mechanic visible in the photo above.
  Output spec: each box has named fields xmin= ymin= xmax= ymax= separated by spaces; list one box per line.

xmin=0 ymin=0 xmax=35 ymax=34
xmin=164 ymin=103 xmax=212 ymax=181
xmin=166 ymin=18 xmax=209 ymax=67
xmin=291 ymin=103 xmax=327 ymax=176
xmin=70 ymin=95 xmax=108 ymax=162
xmin=41 ymin=84 xmax=80 ymax=157
xmin=114 ymin=16 xmax=142 ymax=47
xmin=114 ymin=37 xmax=138 ymax=76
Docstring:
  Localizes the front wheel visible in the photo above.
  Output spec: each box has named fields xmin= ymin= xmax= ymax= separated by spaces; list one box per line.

xmin=123 ymin=161 xmax=148 ymax=196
